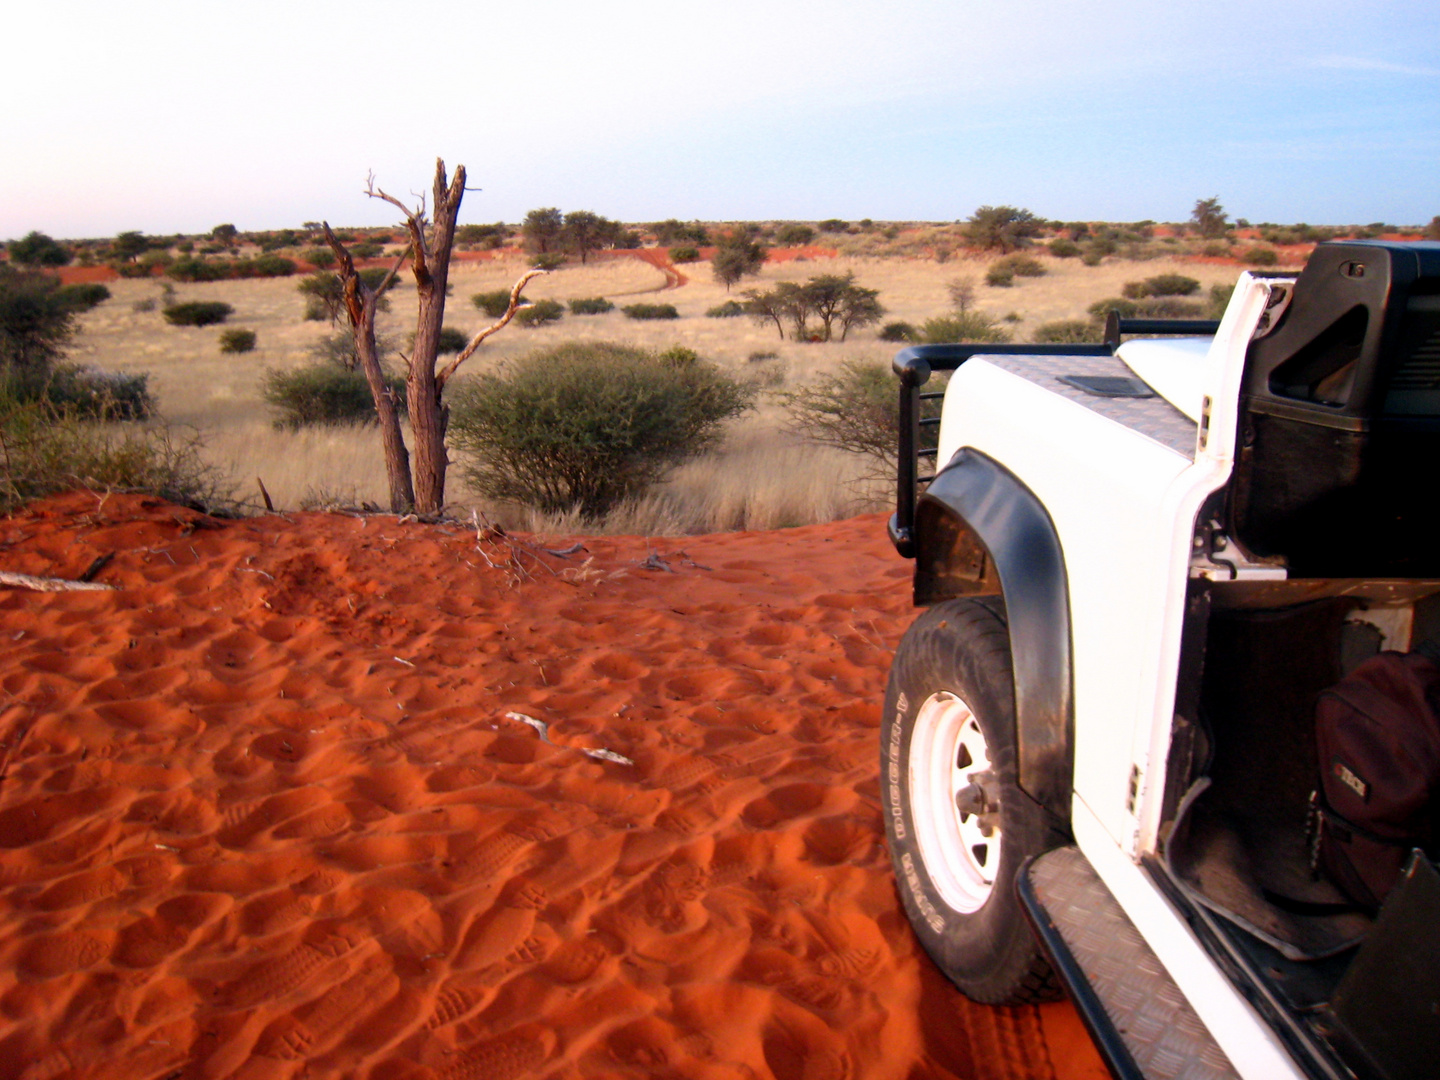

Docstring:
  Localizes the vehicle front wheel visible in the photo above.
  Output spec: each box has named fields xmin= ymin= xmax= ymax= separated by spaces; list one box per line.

xmin=881 ymin=597 xmax=1065 ymax=1004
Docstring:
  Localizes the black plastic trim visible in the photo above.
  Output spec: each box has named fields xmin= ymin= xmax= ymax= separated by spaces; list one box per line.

xmin=1103 ymin=314 xmax=1221 ymax=346
xmin=918 ymin=450 xmax=1073 ymax=814
xmin=1017 ymin=855 xmax=1145 ymax=1080
xmin=890 ymin=342 xmax=1113 ymax=557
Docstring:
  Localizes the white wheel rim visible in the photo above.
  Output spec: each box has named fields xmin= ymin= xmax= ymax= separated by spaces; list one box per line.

xmin=909 ymin=690 xmax=1001 ymax=913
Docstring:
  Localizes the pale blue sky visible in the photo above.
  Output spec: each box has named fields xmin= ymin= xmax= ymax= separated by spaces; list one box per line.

xmin=3 ymin=0 xmax=1436 ymax=239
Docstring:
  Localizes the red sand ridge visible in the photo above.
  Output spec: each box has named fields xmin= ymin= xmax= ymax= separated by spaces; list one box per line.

xmin=0 ymin=492 xmax=1105 ymax=1080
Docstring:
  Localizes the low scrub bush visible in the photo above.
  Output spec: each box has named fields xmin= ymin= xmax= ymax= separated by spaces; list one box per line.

xmin=1247 ymin=247 xmax=1279 ymax=266
xmin=471 ymin=289 xmax=528 ymax=318
xmin=669 ymin=246 xmax=700 ymax=263
xmin=53 ymin=283 xmax=110 ymax=312
xmin=437 ymin=326 xmax=468 ymax=353
xmin=992 ymin=254 xmax=1046 ymax=278
xmin=304 ymin=248 xmax=336 ymax=268
xmin=706 ymin=300 xmax=744 ymax=318
xmin=1033 ymin=319 xmax=1102 ymax=344
xmin=5 ymin=364 xmax=153 ymax=421
xmin=776 ymin=224 xmax=815 ymax=246
xmin=532 ymin=252 xmax=567 ymax=271
xmin=1128 ymin=273 xmax=1200 ymax=297
xmin=1087 ymin=297 xmax=1139 ymax=320
xmin=622 ymin=303 xmax=679 ymax=320
xmin=516 ymin=299 xmax=564 ymax=328
xmin=879 ymin=321 xmax=919 ymax=342
xmin=569 ymin=297 xmax=614 ymax=315
xmin=1202 ymin=241 xmax=1231 ymax=257
xmin=985 ymin=266 xmax=1014 ymax=287
xmin=350 ymin=242 xmax=384 ymax=259
xmin=1208 ymin=283 xmax=1235 ymax=318
xmin=920 ymin=312 xmax=1012 ymax=344
xmin=0 ymin=389 xmax=227 ymax=513
xmin=1137 ymin=297 xmax=1206 ymax=318
xmin=166 ymin=257 xmax=227 ymax=283
xmin=1048 ymin=238 xmax=1081 ymax=258
xmin=449 ymin=341 xmax=754 ymax=518
xmin=163 ymin=301 xmax=233 ymax=327
xmin=261 ymin=364 xmax=405 ymax=429
xmin=781 ymin=359 xmax=898 ymax=471
xmin=219 ymin=329 xmax=257 ymax=354
xmin=403 ymin=327 xmax=469 ymax=353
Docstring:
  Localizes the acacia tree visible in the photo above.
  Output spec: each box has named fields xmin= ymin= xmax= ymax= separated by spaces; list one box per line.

xmin=965 ymin=206 xmax=1041 ymax=252
xmin=521 ymin=207 xmax=564 ymax=254
xmin=712 ymin=230 xmax=767 ymax=291
xmin=8 ymin=231 xmax=72 ymax=268
xmin=325 ymin=159 xmax=541 ymax=515
xmin=558 ymin=211 xmax=609 ymax=264
xmin=1192 ymin=197 xmax=1229 ymax=239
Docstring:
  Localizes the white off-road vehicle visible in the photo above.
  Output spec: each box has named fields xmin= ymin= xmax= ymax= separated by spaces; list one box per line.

xmin=882 ymin=240 xmax=1440 ymax=1080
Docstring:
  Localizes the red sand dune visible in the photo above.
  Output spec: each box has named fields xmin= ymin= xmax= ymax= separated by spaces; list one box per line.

xmin=0 ymin=493 xmax=1106 ymax=1080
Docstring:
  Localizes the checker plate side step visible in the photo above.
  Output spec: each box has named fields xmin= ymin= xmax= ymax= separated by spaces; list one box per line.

xmin=1018 ymin=846 xmax=1240 ymax=1080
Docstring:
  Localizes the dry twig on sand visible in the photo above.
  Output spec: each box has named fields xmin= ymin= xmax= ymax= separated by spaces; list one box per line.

xmin=0 ymin=571 xmax=116 ymax=593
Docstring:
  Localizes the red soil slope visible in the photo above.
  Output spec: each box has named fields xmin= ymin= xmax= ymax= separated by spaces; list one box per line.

xmin=0 ymin=493 xmax=1106 ymax=1080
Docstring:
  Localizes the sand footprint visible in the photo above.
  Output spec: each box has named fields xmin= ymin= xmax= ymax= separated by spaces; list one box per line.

xmin=434 ymin=1027 xmax=551 ymax=1080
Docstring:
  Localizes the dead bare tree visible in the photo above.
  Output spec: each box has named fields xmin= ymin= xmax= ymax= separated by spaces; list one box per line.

xmin=324 ymin=159 xmax=543 ymax=515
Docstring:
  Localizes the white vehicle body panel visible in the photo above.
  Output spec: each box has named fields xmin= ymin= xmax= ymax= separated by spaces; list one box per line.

xmin=932 ymin=274 xmax=1301 ymax=1074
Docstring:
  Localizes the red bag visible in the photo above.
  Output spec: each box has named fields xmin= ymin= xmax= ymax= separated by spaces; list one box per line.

xmin=1315 ymin=650 xmax=1440 ymax=913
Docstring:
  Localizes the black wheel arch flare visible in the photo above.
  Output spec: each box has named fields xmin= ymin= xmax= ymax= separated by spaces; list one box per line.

xmin=912 ymin=448 xmax=1074 ymax=820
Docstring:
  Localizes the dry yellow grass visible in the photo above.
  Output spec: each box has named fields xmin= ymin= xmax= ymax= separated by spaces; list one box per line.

xmin=66 ymin=250 xmax=1243 ymax=531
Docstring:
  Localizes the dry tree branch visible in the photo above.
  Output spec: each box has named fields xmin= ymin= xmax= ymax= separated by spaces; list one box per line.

xmin=365 ymin=172 xmax=432 ymax=287
xmin=439 ymin=269 xmax=549 ymax=388
xmin=0 ymin=571 xmax=116 ymax=593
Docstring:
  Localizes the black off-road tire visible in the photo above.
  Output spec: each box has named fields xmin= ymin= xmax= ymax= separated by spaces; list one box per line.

xmin=881 ymin=597 xmax=1065 ymax=1005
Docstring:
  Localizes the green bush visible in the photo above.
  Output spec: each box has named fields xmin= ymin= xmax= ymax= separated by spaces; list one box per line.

xmin=921 ymin=312 xmax=1011 ymax=344
xmin=992 ymin=254 xmax=1046 ymax=277
xmin=706 ymin=300 xmax=745 ymax=318
xmin=670 ymin=246 xmax=700 ymax=263
xmin=220 ymin=329 xmax=257 ymax=354
xmin=8 ymin=231 xmax=72 ymax=268
xmin=1087 ymin=297 xmax=1140 ymax=320
xmin=350 ymin=242 xmax=384 ymax=259
xmin=261 ymin=364 xmax=406 ymax=429
xmin=249 ymin=255 xmax=297 ymax=278
xmin=819 ymin=219 xmax=849 ymax=233
xmin=1033 ymin=319 xmax=1102 ymax=344
xmin=1208 ymin=283 xmax=1235 ymax=319
xmin=163 ymin=301 xmax=233 ymax=327
xmin=472 ymin=289 xmax=528 ymax=318
xmin=1201 ymin=241 xmax=1231 ymax=257
xmin=437 ymin=326 xmax=468 ymax=354
xmin=569 ymin=297 xmax=614 ymax=315
xmin=622 ymin=303 xmax=679 ymax=320
xmin=516 ymin=299 xmax=564 ymax=328
xmin=0 ymin=390 xmax=229 ymax=514
xmin=1140 ymin=273 xmax=1201 ymax=297
xmin=1137 ymin=297 xmax=1206 ymax=318
xmin=879 ymin=321 xmax=919 ymax=342
xmin=53 ymin=283 xmax=110 ymax=312
xmin=985 ymin=266 xmax=1014 ymax=287
xmin=1246 ymin=247 xmax=1279 ymax=266
xmin=776 ymin=224 xmax=816 ymax=246
xmin=449 ymin=341 xmax=754 ymax=518
xmin=304 ymin=248 xmax=336 ymax=268
xmin=4 ymin=363 xmax=153 ymax=421
xmin=166 ymin=257 xmax=228 ymax=282
xmin=781 ymin=359 xmax=900 ymax=470
xmin=532 ymin=252 xmax=567 ymax=271
xmin=1048 ymin=238 xmax=1081 ymax=258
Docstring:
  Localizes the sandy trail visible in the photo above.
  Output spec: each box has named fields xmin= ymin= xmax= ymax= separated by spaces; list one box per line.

xmin=0 ymin=493 xmax=1104 ymax=1080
